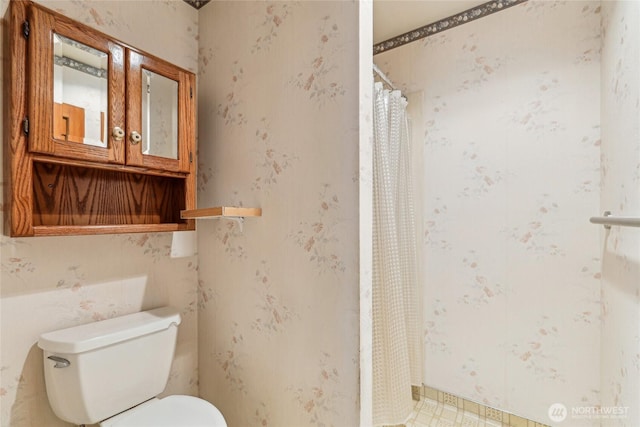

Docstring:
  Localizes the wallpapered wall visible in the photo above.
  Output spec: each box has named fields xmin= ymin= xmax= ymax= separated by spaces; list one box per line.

xmin=600 ymin=1 xmax=640 ymax=425
xmin=3 ymin=0 xmax=636 ymax=426
xmin=0 ymin=1 xmax=199 ymax=426
xmin=196 ymin=2 xmax=361 ymax=426
xmin=375 ymin=1 xmax=604 ymax=425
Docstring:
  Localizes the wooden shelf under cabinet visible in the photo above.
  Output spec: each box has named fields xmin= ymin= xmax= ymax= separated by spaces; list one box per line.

xmin=33 ymin=161 xmax=187 ymax=224
xmin=33 ymin=223 xmax=192 ymax=237
xmin=7 ymin=156 xmax=196 ymax=237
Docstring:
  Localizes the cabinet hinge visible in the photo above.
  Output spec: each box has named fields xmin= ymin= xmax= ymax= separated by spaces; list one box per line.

xmin=22 ymin=21 xmax=30 ymax=39
xmin=22 ymin=117 xmax=29 ymax=136
xmin=189 ymin=151 xmax=193 ymax=163
xmin=190 ymin=87 xmax=193 ymax=99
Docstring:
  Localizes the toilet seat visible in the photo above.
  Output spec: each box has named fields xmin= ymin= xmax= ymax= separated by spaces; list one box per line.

xmin=100 ymin=395 xmax=227 ymax=427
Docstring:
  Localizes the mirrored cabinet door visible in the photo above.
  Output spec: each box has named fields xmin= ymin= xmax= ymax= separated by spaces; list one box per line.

xmin=126 ymin=50 xmax=194 ymax=173
xmin=28 ymin=4 xmax=125 ymax=164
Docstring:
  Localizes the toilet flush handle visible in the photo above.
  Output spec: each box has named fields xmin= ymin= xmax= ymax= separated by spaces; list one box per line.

xmin=48 ymin=355 xmax=71 ymax=368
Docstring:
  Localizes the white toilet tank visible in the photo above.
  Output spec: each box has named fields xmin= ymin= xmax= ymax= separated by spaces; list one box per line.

xmin=37 ymin=307 xmax=182 ymax=425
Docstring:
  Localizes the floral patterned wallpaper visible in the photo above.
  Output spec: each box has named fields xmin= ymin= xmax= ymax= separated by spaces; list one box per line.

xmin=375 ymin=1 xmax=605 ymax=425
xmin=196 ymin=1 xmax=360 ymax=426
xmin=6 ymin=0 xmax=635 ymax=426
xmin=0 ymin=1 xmax=199 ymax=426
xmin=600 ymin=1 xmax=640 ymax=425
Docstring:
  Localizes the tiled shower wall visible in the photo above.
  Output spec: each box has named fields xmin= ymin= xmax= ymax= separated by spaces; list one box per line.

xmin=196 ymin=1 xmax=361 ymax=426
xmin=0 ymin=2 xmax=199 ymax=426
xmin=375 ymin=1 xmax=603 ymax=425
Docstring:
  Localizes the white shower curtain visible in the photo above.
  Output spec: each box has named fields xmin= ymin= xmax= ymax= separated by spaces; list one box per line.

xmin=372 ymin=82 xmax=422 ymax=426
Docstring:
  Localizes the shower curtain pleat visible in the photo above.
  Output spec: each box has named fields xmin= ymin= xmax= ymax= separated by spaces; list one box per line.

xmin=372 ymin=82 xmax=422 ymax=426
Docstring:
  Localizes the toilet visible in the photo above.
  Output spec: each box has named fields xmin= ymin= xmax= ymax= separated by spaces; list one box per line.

xmin=37 ymin=307 xmax=227 ymax=426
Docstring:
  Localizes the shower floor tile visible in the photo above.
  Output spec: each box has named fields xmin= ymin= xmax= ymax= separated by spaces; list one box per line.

xmin=405 ymin=397 xmax=508 ymax=427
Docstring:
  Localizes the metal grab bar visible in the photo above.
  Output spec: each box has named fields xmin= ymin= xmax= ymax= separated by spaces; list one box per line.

xmin=590 ymin=211 xmax=640 ymax=229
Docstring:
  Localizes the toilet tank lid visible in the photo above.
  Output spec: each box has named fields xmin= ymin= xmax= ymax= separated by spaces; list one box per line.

xmin=38 ymin=307 xmax=181 ymax=354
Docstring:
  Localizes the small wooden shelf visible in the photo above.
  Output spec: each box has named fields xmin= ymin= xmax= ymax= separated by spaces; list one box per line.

xmin=180 ymin=206 xmax=262 ymax=219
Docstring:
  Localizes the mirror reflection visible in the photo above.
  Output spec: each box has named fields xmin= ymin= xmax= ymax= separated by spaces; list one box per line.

xmin=53 ymin=33 xmax=108 ymax=147
xmin=141 ymin=69 xmax=179 ymax=160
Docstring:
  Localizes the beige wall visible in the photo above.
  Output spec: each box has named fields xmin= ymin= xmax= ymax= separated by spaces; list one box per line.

xmin=0 ymin=2 xmax=199 ymax=426
xmin=8 ymin=1 xmax=636 ymax=426
xmin=376 ymin=1 xmax=603 ymax=425
xmin=196 ymin=1 xmax=361 ymax=426
xmin=600 ymin=1 xmax=640 ymax=425
xmin=1 ymin=1 xmax=364 ymax=425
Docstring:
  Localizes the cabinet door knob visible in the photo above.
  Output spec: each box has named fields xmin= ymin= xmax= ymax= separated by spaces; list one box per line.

xmin=112 ymin=126 xmax=125 ymax=141
xmin=129 ymin=131 xmax=142 ymax=145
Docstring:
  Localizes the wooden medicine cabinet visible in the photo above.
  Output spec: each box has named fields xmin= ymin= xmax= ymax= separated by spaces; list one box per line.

xmin=4 ymin=1 xmax=196 ymax=236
